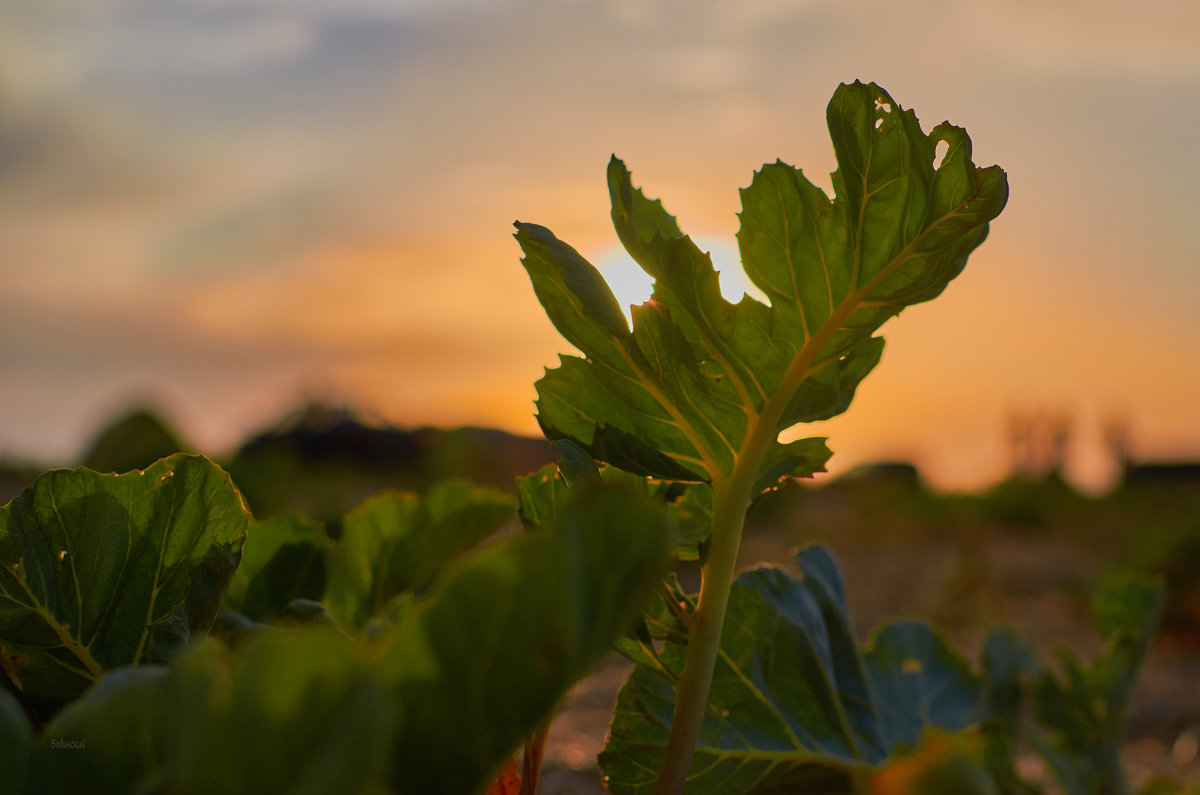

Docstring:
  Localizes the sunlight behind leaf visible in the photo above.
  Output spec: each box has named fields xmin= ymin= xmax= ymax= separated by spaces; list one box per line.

xmin=591 ymin=235 xmax=768 ymax=327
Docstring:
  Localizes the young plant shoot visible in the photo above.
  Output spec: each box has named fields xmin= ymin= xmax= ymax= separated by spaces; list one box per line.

xmin=515 ymin=80 xmax=1009 ymax=793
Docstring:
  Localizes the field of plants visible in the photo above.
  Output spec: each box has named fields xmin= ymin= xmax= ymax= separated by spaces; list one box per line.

xmin=3 ymin=82 xmax=1198 ymax=795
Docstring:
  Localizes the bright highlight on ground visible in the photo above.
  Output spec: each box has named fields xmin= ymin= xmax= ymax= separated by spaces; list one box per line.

xmin=591 ymin=236 xmax=768 ymax=326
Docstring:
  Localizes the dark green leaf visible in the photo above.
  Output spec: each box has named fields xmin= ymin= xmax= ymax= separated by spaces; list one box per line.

xmin=863 ymin=622 xmax=985 ymax=753
xmin=601 ymin=544 xmax=994 ymax=794
xmin=0 ymin=454 xmax=248 ymax=707
xmin=223 ymin=514 xmax=328 ymax=620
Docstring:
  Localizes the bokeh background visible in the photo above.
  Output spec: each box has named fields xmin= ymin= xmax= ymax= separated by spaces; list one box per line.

xmin=2 ymin=0 xmax=1198 ymax=491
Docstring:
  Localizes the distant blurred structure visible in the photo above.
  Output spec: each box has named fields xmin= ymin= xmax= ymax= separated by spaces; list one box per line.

xmin=1004 ymin=407 xmax=1200 ymax=498
xmin=1103 ymin=413 xmax=1200 ymax=495
xmin=80 ymin=407 xmax=190 ymax=474
xmin=1006 ymin=408 xmax=1073 ymax=482
xmin=0 ymin=406 xmax=194 ymax=508
xmin=775 ymin=459 xmax=945 ymax=539
xmin=0 ymin=459 xmax=41 ymax=506
xmin=225 ymin=400 xmax=556 ymax=522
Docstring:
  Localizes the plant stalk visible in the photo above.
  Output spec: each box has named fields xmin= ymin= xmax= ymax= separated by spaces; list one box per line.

xmin=520 ymin=720 xmax=550 ymax=795
xmin=656 ymin=331 xmax=854 ymax=792
xmin=653 ymin=286 xmax=864 ymax=793
xmin=653 ymin=474 xmax=751 ymax=794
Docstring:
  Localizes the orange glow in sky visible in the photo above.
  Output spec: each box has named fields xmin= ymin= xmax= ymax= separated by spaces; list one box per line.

xmin=0 ymin=0 xmax=1197 ymax=492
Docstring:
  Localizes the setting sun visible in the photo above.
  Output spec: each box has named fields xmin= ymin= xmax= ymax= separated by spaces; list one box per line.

xmin=590 ymin=234 xmax=765 ymax=327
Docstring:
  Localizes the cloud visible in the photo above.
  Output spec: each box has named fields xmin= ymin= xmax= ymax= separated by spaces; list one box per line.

xmin=963 ymin=0 xmax=1200 ymax=75
xmin=192 ymin=0 xmax=509 ymax=17
xmin=653 ymin=45 xmax=759 ymax=93
xmin=109 ymin=13 xmax=317 ymax=74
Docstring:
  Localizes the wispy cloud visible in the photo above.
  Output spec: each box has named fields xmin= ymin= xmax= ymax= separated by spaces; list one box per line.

xmin=964 ymin=0 xmax=1200 ymax=75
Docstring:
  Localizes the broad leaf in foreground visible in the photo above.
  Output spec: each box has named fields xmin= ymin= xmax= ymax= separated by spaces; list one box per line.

xmin=0 ymin=455 xmax=248 ymax=708
xmin=35 ymin=630 xmax=394 ymax=795
xmin=600 ymin=545 xmax=993 ymax=794
xmin=516 ymin=80 xmax=1007 ymax=494
xmin=377 ymin=484 xmax=671 ymax=795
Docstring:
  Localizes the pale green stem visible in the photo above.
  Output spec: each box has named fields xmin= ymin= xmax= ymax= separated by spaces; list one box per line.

xmin=654 ymin=297 xmax=860 ymax=794
xmin=653 ymin=394 xmax=789 ymax=792
xmin=652 ymin=472 xmax=752 ymax=794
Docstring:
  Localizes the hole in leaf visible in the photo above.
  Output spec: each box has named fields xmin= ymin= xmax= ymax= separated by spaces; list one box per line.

xmin=873 ymin=97 xmax=892 ymax=113
xmin=874 ymin=118 xmax=883 ymax=130
xmin=933 ymin=139 xmax=948 ymax=170
xmin=58 ymin=550 xmax=68 ymax=561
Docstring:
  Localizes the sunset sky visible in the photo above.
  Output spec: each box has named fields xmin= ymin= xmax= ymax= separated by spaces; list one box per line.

xmin=1 ymin=0 xmax=1197 ymax=491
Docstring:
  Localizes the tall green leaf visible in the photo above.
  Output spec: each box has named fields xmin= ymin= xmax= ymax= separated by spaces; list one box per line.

xmin=600 ymin=545 xmax=994 ymax=794
xmin=0 ymin=455 xmax=248 ymax=708
xmin=376 ymin=484 xmax=672 ymax=795
xmin=516 ymin=80 xmax=1006 ymax=494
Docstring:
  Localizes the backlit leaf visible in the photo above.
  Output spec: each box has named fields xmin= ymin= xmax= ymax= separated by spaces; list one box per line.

xmin=0 ymin=455 xmax=248 ymax=710
xmin=517 ymin=81 xmax=1006 ymax=500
